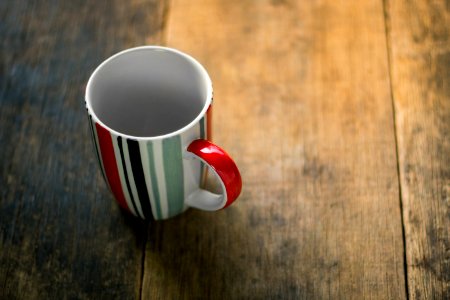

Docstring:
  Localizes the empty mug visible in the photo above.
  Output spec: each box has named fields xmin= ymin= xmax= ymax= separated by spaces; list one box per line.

xmin=85 ymin=46 xmax=242 ymax=220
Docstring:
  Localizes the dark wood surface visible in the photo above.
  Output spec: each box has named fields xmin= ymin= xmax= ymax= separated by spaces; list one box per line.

xmin=0 ymin=0 xmax=448 ymax=299
xmin=0 ymin=0 xmax=167 ymax=298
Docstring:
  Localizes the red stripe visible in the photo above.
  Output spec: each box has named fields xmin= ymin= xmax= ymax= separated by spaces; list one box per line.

xmin=95 ymin=123 xmax=130 ymax=212
xmin=206 ymin=104 xmax=212 ymax=141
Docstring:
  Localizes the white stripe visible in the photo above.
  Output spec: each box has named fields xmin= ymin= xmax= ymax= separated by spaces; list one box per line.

xmin=122 ymin=140 xmax=145 ymax=219
xmin=91 ymin=118 xmax=110 ymax=190
xmin=139 ymin=141 xmax=158 ymax=219
xmin=111 ymin=135 xmax=137 ymax=216
xmin=153 ymin=139 xmax=169 ymax=218
xmin=180 ymin=123 xmax=202 ymax=210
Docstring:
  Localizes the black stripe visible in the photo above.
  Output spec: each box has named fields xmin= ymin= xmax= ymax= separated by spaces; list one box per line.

xmin=127 ymin=139 xmax=153 ymax=220
xmin=117 ymin=136 xmax=140 ymax=217
xmin=88 ymin=114 xmax=107 ymax=183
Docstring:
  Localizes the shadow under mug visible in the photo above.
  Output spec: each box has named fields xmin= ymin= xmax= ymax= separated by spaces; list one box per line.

xmin=85 ymin=46 xmax=242 ymax=220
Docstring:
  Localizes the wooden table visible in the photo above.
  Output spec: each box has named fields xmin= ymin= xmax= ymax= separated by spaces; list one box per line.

xmin=1 ymin=0 xmax=448 ymax=299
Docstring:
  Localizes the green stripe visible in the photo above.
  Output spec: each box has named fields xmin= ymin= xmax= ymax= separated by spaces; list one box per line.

xmin=200 ymin=116 xmax=205 ymax=139
xmin=162 ymin=136 xmax=184 ymax=217
xmin=147 ymin=142 xmax=163 ymax=219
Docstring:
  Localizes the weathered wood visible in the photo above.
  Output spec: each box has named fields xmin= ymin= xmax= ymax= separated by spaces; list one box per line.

xmin=0 ymin=0 xmax=167 ymax=298
xmin=385 ymin=0 xmax=450 ymax=298
xmin=142 ymin=0 xmax=406 ymax=299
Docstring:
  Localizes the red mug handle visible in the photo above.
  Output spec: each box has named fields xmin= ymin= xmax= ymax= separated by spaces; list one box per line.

xmin=183 ymin=139 xmax=242 ymax=210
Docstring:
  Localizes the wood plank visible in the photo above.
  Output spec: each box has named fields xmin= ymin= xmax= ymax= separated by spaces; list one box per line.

xmin=142 ymin=0 xmax=406 ymax=298
xmin=384 ymin=0 xmax=450 ymax=298
xmin=0 ymin=1 xmax=167 ymax=298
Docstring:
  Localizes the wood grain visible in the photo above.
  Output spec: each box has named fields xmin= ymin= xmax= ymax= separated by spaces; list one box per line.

xmin=141 ymin=0 xmax=406 ymax=299
xmin=385 ymin=0 xmax=450 ymax=298
xmin=0 ymin=0 xmax=167 ymax=298
xmin=2 ymin=0 xmax=445 ymax=298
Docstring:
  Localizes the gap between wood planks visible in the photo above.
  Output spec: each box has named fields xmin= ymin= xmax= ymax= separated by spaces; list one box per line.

xmin=139 ymin=1 xmax=172 ymax=299
xmin=382 ymin=0 xmax=409 ymax=299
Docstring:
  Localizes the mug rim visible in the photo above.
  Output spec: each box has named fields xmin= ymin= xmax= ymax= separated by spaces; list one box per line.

xmin=85 ymin=46 xmax=213 ymax=141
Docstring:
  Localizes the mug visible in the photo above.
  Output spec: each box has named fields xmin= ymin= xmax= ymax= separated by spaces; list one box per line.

xmin=85 ymin=46 xmax=242 ymax=220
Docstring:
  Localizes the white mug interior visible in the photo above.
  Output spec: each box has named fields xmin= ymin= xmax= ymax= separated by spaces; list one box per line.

xmin=86 ymin=47 xmax=211 ymax=138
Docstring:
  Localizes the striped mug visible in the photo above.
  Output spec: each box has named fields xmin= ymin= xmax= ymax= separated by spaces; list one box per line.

xmin=85 ymin=46 xmax=242 ymax=220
